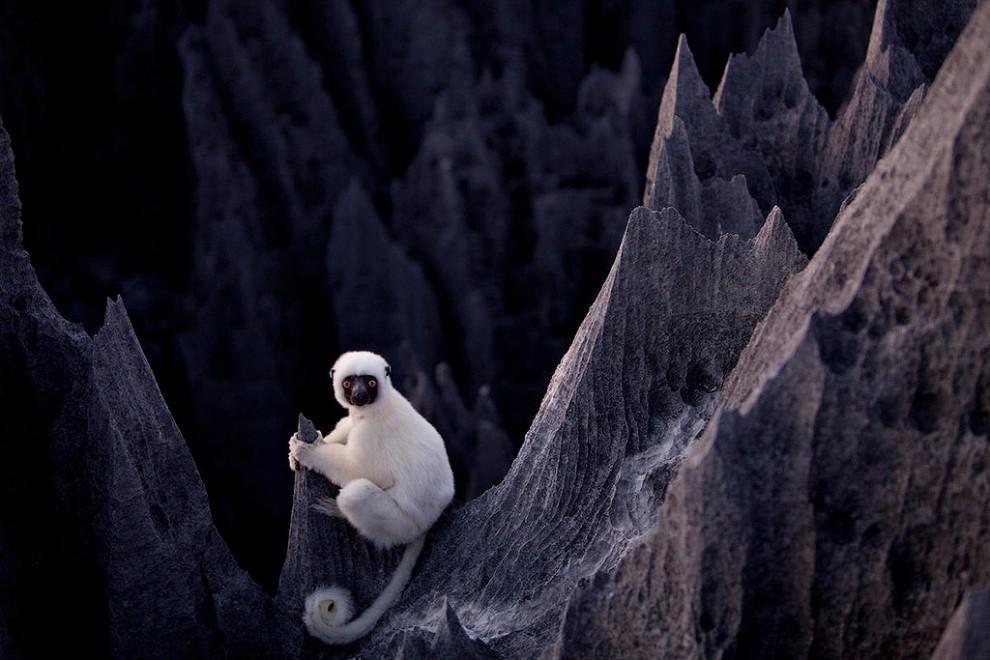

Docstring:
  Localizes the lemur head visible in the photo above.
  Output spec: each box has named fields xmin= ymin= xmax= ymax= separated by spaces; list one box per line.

xmin=330 ymin=351 xmax=392 ymax=410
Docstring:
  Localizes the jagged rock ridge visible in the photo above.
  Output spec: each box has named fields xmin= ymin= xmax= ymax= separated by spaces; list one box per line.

xmin=1 ymin=1 xmax=987 ymax=658
xmin=558 ymin=4 xmax=990 ymax=657
xmin=0 ymin=119 xmax=271 ymax=657
xmin=0 ymin=1 xmax=899 ymax=588
xmin=645 ymin=0 xmax=978 ymax=253
xmin=343 ymin=204 xmax=806 ymax=657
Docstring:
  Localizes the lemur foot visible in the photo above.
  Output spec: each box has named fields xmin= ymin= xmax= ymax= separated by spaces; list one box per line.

xmin=311 ymin=496 xmax=345 ymax=518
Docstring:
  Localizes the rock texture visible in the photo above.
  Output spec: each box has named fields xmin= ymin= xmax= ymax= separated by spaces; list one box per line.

xmin=0 ymin=117 xmax=270 ymax=658
xmin=931 ymin=589 xmax=990 ymax=660
xmin=646 ymin=0 xmax=980 ymax=255
xmin=0 ymin=1 xmax=886 ymax=584
xmin=348 ymin=204 xmax=807 ymax=657
xmin=557 ymin=4 xmax=990 ymax=658
xmin=1 ymin=0 xmax=988 ymax=658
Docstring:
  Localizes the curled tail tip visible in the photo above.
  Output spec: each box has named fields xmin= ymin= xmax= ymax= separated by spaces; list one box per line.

xmin=302 ymin=537 xmax=426 ymax=645
xmin=304 ymin=585 xmax=354 ymax=632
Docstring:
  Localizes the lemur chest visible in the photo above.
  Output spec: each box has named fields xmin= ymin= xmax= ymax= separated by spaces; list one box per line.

xmin=347 ymin=422 xmax=400 ymax=490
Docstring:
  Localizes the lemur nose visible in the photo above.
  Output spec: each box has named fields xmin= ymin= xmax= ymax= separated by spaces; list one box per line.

xmin=354 ymin=390 xmax=369 ymax=404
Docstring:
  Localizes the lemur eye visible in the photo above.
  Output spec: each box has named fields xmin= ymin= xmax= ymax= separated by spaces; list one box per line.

xmin=368 ymin=379 xmax=377 ymax=388
xmin=342 ymin=379 xmax=351 ymax=389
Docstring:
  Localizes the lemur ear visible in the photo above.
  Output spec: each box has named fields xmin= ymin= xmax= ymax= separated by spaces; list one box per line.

xmin=385 ymin=365 xmax=391 ymax=379
xmin=330 ymin=367 xmax=335 ymax=378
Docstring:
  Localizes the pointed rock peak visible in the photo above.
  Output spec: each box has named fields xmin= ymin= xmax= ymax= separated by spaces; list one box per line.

xmin=864 ymin=0 xmax=976 ymax=83
xmin=621 ymin=46 xmax=641 ymax=83
xmin=715 ymin=8 xmax=808 ymax=113
xmin=330 ymin=177 xmax=392 ymax=248
xmin=96 ymin=295 xmax=136 ymax=342
xmin=865 ymin=0 xmax=895 ymax=65
xmin=671 ymin=35 xmax=702 ymax=84
xmin=862 ymin=0 xmax=926 ymax=89
xmin=335 ymin=177 xmax=374 ymax=218
xmin=764 ymin=8 xmax=802 ymax=69
xmin=776 ymin=8 xmax=796 ymax=41
xmin=752 ymin=206 xmax=805 ymax=267
xmin=330 ymin=177 xmax=393 ymax=263
xmin=616 ymin=206 xmax=703 ymax=265
xmin=296 ymin=414 xmax=319 ymax=444
xmin=759 ymin=205 xmax=786 ymax=234
xmin=626 ymin=205 xmax=687 ymax=238
xmin=749 ymin=7 xmax=799 ymax=64
xmin=0 ymin=116 xmax=23 ymax=253
xmin=656 ymin=35 xmax=714 ymax=134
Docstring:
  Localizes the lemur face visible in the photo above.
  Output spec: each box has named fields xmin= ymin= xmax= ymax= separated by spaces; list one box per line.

xmin=340 ymin=374 xmax=379 ymax=407
xmin=330 ymin=350 xmax=393 ymax=410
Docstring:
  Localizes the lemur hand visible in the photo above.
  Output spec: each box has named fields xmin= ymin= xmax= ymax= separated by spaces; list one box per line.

xmin=288 ymin=432 xmax=313 ymax=471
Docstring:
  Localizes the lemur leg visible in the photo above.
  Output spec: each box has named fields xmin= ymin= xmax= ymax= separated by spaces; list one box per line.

xmin=337 ymin=479 xmax=421 ymax=548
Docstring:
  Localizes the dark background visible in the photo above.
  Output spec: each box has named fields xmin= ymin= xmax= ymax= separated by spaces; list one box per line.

xmin=0 ymin=0 xmax=876 ymax=589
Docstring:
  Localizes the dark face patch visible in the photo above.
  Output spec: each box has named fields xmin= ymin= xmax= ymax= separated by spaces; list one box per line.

xmin=341 ymin=374 xmax=380 ymax=407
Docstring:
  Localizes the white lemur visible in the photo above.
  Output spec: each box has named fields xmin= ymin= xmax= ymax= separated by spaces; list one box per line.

xmin=288 ymin=350 xmax=454 ymax=645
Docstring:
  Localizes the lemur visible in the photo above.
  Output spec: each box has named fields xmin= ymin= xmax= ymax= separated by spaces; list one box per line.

xmin=288 ymin=350 xmax=454 ymax=645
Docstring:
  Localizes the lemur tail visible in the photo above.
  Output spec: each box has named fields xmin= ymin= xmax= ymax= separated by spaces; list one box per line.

xmin=303 ymin=535 xmax=425 ymax=645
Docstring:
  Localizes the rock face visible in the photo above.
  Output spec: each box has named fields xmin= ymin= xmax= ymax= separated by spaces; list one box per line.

xmin=0 ymin=118 xmax=270 ymax=658
xmin=1 ymin=1 xmax=988 ymax=659
xmin=0 ymin=1 xmax=887 ymax=585
xmin=275 ymin=415 xmax=406 ymax=657
xmin=931 ymin=589 xmax=990 ymax=660
xmin=350 ymin=204 xmax=807 ymax=657
xmin=646 ymin=0 xmax=980 ymax=255
xmin=557 ymin=4 xmax=990 ymax=658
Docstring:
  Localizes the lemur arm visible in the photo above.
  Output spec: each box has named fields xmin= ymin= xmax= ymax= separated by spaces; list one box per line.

xmin=324 ymin=416 xmax=353 ymax=444
xmin=289 ymin=437 xmax=359 ymax=487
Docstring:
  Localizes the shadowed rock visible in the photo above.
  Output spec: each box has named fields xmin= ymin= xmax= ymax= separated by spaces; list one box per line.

xmin=0 ymin=117 xmax=271 ymax=658
xmin=400 ymin=354 xmax=515 ymax=501
xmin=644 ymin=35 xmax=774 ymax=236
xmin=557 ymin=5 xmax=990 ymax=657
xmin=1 ymin=1 xmax=987 ymax=657
xmin=327 ymin=180 xmax=443 ymax=368
xmin=649 ymin=2 xmax=977 ymax=254
xmin=714 ymin=10 xmax=830 ymax=246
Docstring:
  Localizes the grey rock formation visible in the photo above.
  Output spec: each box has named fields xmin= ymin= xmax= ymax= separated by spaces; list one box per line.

xmin=352 ymin=205 xmax=807 ymax=657
xmin=558 ymin=4 xmax=990 ymax=657
xmin=0 ymin=0 xmax=904 ymax=589
xmin=275 ymin=415 xmax=406 ymax=656
xmin=400 ymin=354 xmax=515 ymax=502
xmin=647 ymin=1 xmax=978 ymax=254
xmin=644 ymin=34 xmax=775 ymax=238
xmin=0 ymin=118 xmax=270 ymax=658
xmin=1 ymin=0 xmax=987 ymax=658
xmin=327 ymin=180 xmax=443 ymax=369
xmin=930 ymin=589 xmax=990 ymax=660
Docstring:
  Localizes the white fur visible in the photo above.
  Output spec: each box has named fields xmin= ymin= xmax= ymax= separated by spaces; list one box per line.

xmin=289 ymin=351 xmax=454 ymax=645
xmin=304 ymin=585 xmax=353 ymax=629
